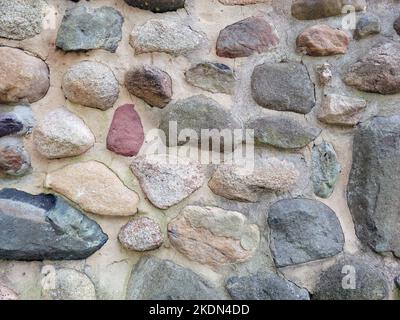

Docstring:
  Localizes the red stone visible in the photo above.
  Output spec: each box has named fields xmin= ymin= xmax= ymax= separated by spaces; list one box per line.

xmin=106 ymin=104 xmax=144 ymax=157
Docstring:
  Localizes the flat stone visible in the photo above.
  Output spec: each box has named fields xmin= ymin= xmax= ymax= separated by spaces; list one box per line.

xmin=62 ymin=61 xmax=119 ymax=110
xmin=246 ymin=116 xmax=321 ymax=149
xmin=354 ymin=14 xmax=381 ymax=40
xmin=312 ymin=142 xmax=341 ymax=199
xmin=56 ymin=6 xmax=123 ymax=53
xmin=45 ymin=161 xmax=139 ymax=216
xmin=130 ymin=19 xmax=205 ymax=56
xmin=0 ymin=188 xmax=108 ymax=261
xmin=118 ymin=217 xmax=163 ymax=252
xmin=130 ymin=154 xmax=205 ymax=209
xmin=168 ymin=206 xmax=260 ymax=266
xmin=216 ymin=17 xmax=279 ymax=58
xmin=226 ymin=272 xmax=310 ymax=300
xmin=33 ymin=107 xmax=95 ymax=159
xmin=185 ymin=62 xmax=236 ymax=95
xmin=314 ymin=256 xmax=389 ymax=300
xmin=0 ymin=136 xmax=30 ymax=176
xmin=0 ymin=105 xmax=35 ymax=137
xmin=347 ymin=115 xmax=400 ymax=257
xmin=208 ymin=159 xmax=299 ymax=202
xmin=297 ymin=25 xmax=350 ymax=56
xmin=0 ymin=47 xmax=49 ymax=104
xmin=268 ymin=198 xmax=345 ymax=267
xmin=125 ymin=66 xmax=172 ymax=108
xmin=251 ymin=62 xmax=315 ymax=114
xmin=0 ymin=284 xmax=18 ymax=300
xmin=344 ymin=42 xmax=400 ymax=94
xmin=126 ymin=256 xmax=226 ymax=300
xmin=124 ymin=0 xmax=185 ymax=12
xmin=317 ymin=94 xmax=367 ymax=126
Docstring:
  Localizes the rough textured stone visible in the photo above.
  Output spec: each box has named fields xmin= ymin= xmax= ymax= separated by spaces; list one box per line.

xmin=118 ymin=217 xmax=163 ymax=252
xmin=125 ymin=66 xmax=172 ymax=108
xmin=56 ymin=6 xmax=123 ymax=53
xmin=124 ymin=0 xmax=185 ymax=12
xmin=318 ymin=94 xmax=367 ymax=126
xmin=316 ymin=63 xmax=333 ymax=85
xmin=0 ymin=47 xmax=49 ymax=104
xmin=0 ymin=136 xmax=30 ymax=176
xmin=130 ymin=154 xmax=205 ymax=209
xmin=354 ymin=14 xmax=381 ymax=39
xmin=185 ymin=62 xmax=236 ymax=95
xmin=208 ymin=159 xmax=299 ymax=202
xmin=347 ymin=116 xmax=400 ymax=257
xmin=130 ymin=19 xmax=205 ymax=56
xmin=0 ymin=284 xmax=18 ymax=300
xmin=296 ymin=25 xmax=350 ymax=56
xmin=246 ymin=116 xmax=321 ymax=149
xmin=33 ymin=107 xmax=95 ymax=159
xmin=314 ymin=256 xmax=389 ymax=300
xmin=251 ymin=62 xmax=315 ymax=114
xmin=344 ymin=42 xmax=400 ymax=94
xmin=126 ymin=256 xmax=226 ymax=300
xmin=312 ymin=142 xmax=341 ymax=199
xmin=268 ymin=198 xmax=345 ymax=267
xmin=62 ymin=61 xmax=119 ymax=110
xmin=216 ymin=17 xmax=279 ymax=58
xmin=168 ymin=206 xmax=260 ymax=266
xmin=41 ymin=268 xmax=96 ymax=300
xmin=0 ymin=188 xmax=108 ymax=261
xmin=226 ymin=272 xmax=310 ymax=300
xmin=0 ymin=105 xmax=35 ymax=137
xmin=45 ymin=161 xmax=139 ymax=216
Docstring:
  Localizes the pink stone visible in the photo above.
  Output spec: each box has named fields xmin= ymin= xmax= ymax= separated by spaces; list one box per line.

xmin=106 ymin=104 xmax=144 ymax=157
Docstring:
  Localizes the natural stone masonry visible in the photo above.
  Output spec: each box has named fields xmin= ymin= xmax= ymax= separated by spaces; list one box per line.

xmin=0 ymin=284 xmax=18 ymax=300
xmin=126 ymin=256 xmax=226 ymax=300
xmin=0 ymin=136 xmax=31 ymax=176
xmin=0 ymin=105 xmax=35 ymax=138
xmin=45 ymin=161 xmax=139 ymax=216
xmin=168 ymin=206 xmax=260 ymax=266
xmin=0 ymin=188 xmax=107 ymax=261
xmin=347 ymin=116 xmax=400 ymax=257
xmin=123 ymin=0 xmax=185 ymax=12
xmin=268 ymin=199 xmax=345 ymax=267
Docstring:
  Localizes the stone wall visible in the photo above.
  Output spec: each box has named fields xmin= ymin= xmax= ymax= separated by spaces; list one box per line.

xmin=0 ymin=0 xmax=400 ymax=300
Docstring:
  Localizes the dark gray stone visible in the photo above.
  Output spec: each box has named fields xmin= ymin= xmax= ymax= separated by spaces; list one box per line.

xmin=354 ymin=14 xmax=381 ymax=40
xmin=124 ymin=0 xmax=185 ymax=12
xmin=0 ymin=105 xmax=35 ymax=137
xmin=126 ymin=256 xmax=226 ymax=300
xmin=268 ymin=198 xmax=344 ymax=267
xmin=0 ymin=188 xmax=108 ymax=261
xmin=226 ymin=272 xmax=310 ymax=300
xmin=395 ymin=275 xmax=400 ymax=289
xmin=348 ymin=115 xmax=400 ymax=257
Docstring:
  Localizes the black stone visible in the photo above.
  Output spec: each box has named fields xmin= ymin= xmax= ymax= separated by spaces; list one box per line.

xmin=124 ymin=0 xmax=185 ymax=13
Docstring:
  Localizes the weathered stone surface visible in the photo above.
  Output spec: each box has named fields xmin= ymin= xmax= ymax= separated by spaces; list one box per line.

xmin=344 ymin=42 xmax=400 ymax=94
xmin=33 ymin=107 xmax=95 ymax=159
xmin=0 ymin=0 xmax=45 ymax=40
xmin=318 ymin=94 xmax=367 ymax=126
xmin=56 ymin=6 xmax=123 ymax=53
xmin=251 ymin=62 xmax=315 ymax=114
xmin=0 ymin=47 xmax=49 ymax=104
xmin=127 ymin=256 xmax=226 ymax=300
xmin=347 ymin=116 xmax=400 ymax=257
xmin=124 ymin=0 xmax=185 ymax=12
xmin=312 ymin=142 xmax=341 ymax=199
xmin=130 ymin=154 xmax=205 ymax=209
xmin=41 ymin=268 xmax=96 ymax=300
xmin=216 ymin=17 xmax=279 ymax=58
xmin=0 ymin=284 xmax=18 ymax=300
xmin=168 ymin=206 xmax=260 ymax=266
xmin=0 ymin=136 xmax=30 ymax=176
xmin=297 ymin=25 xmax=350 ymax=56
xmin=118 ymin=217 xmax=163 ymax=252
xmin=125 ymin=66 xmax=172 ymax=108
xmin=185 ymin=62 xmax=236 ymax=95
xmin=45 ymin=161 xmax=139 ymax=216
xmin=316 ymin=63 xmax=333 ymax=86
xmin=354 ymin=14 xmax=381 ymax=39
xmin=62 ymin=61 xmax=119 ymax=110
xmin=130 ymin=19 xmax=205 ymax=56
xmin=0 ymin=188 xmax=108 ymax=261
xmin=208 ymin=159 xmax=299 ymax=202
xmin=268 ymin=198 xmax=344 ymax=267
xmin=246 ymin=116 xmax=321 ymax=149
xmin=314 ymin=256 xmax=389 ymax=300
xmin=0 ymin=105 xmax=35 ymax=137
xmin=291 ymin=0 xmax=367 ymax=20
xmin=226 ymin=272 xmax=310 ymax=300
